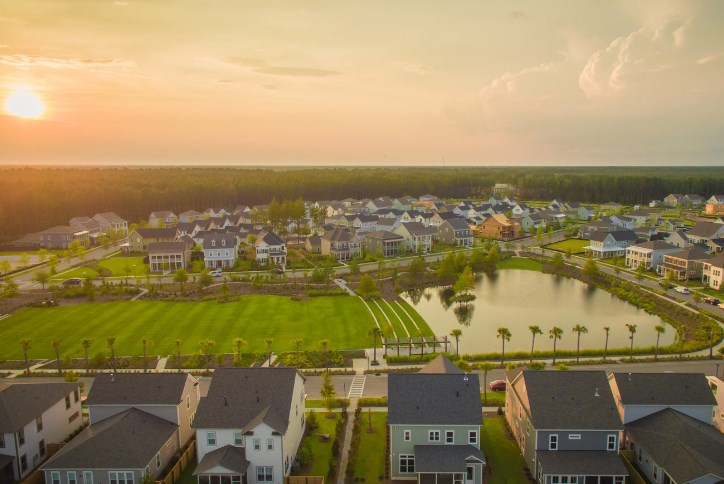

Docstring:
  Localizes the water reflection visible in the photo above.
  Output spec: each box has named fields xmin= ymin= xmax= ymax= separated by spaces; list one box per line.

xmin=453 ymin=304 xmax=475 ymax=326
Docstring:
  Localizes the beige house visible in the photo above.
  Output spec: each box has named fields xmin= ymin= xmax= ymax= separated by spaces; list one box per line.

xmin=127 ymin=228 xmax=178 ymax=253
xmin=660 ymin=246 xmax=711 ymax=281
xmin=148 ymin=241 xmax=190 ymax=273
xmin=702 ymin=252 xmax=724 ymax=290
xmin=480 ymin=214 xmax=520 ymax=240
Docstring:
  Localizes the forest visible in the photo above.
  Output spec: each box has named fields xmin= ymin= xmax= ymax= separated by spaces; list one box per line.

xmin=0 ymin=165 xmax=723 ymax=243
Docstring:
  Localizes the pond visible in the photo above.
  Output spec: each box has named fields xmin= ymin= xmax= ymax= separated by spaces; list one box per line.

xmin=401 ymin=270 xmax=675 ymax=355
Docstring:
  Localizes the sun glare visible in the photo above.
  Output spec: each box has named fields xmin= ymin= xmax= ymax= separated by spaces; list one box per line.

xmin=4 ymin=90 xmax=45 ymax=119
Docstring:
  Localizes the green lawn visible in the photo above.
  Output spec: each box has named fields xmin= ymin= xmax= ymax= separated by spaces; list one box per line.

xmin=0 ymin=296 xmax=382 ymax=359
xmin=543 ymin=238 xmax=589 ymax=254
xmin=371 ymin=300 xmax=406 ymax=338
xmin=377 ymin=299 xmax=433 ymax=339
xmin=480 ymin=416 xmax=530 ymax=484
xmin=51 ymin=256 xmax=148 ymax=281
xmin=296 ymin=412 xmax=341 ymax=477
xmin=352 ymin=412 xmax=387 ymax=483
xmin=481 ymin=391 xmax=506 ymax=406
xmin=498 ymin=258 xmax=543 ymax=271
xmin=396 ymin=300 xmax=434 ymax=337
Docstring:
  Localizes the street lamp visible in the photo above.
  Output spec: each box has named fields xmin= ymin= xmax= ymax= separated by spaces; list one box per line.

xmin=133 ymin=264 xmax=136 ymax=284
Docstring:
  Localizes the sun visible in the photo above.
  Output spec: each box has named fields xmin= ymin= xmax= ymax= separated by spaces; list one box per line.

xmin=4 ymin=90 xmax=46 ymax=119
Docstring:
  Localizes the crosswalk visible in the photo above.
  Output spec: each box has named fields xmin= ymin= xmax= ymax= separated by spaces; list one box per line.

xmin=347 ymin=375 xmax=366 ymax=398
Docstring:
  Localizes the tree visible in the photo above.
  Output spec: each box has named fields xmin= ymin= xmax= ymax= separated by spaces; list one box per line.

xmin=174 ymin=268 xmax=189 ymax=292
xmin=1 ymin=279 xmax=19 ymax=301
xmin=83 ymin=276 xmax=95 ymax=302
xmin=20 ymin=339 xmax=32 ymax=375
xmin=625 ymin=324 xmax=637 ymax=362
xmin=356 ymin=274 xmax=379 ymax=299
xmin=549 ymin=327 xmax=563 ymax=365
xmin=175 ymin=338 xmax=183 ymax=371
xmin=368 ymin=327 xmax=383 ymax=364
xmin=478 ymin=361 xmax=495 ymax=404
xmin=265 ymin=338 xmax=274 ymax=365
xmin=141 ymin=337 xmax=153 ymax=373
xmin=450 ymin=329 xmax=462 ymax=356
xmin=107 ymin=337 xmax=117 ymax=372
xmin=699 ymin=323 xmax=715 ymax=359
xmin=528 ymin=325 xmax=543 ymax=362
xmin=692 ymin=292 xmax=701 ymax=306
xmin=437 ymin=252 xmax=458 ymax=282
xmin=582 ymin=258 xmax=599 ymax=277
xmin=635 ymin=263 xmax=646 ymax=280
xmin=452 ymin=266 xmax=476 ymax=302
xmin=52 ymin=339 xmax=62 ymax=374
xmin=572 ymin=324 xmax=588 ymax=363
xmin=233 ymin=338 xmax=247 ymax=366
xmin=33 ymin=270 xmax=50 ymax=291
xmin=551 ymin=252 xmax=564 ymax=270
xmin=319 ymin=339 xmax=330 ymax=371
xmin=409 ymin=256 xmax=426 ymax=275
xmin=654 ymin=325 xmax=665 ymax=361
xmin=496 ymin=327 xmax=512 ymax=365
xmin=484 ymin=245 xmax=500 ymax=274
xmin=0 ymin=260 xmax=11 ymax=275
xmin=199 ymin=339 xmax=215 ymax=368
xmin=81 ymin=338 xmax=95 ymax=375
xmin=37 ymin=248 xmax=48 ymax=263
xmin=18 ymin=253 xmax=30 ymax=268
xmin=289 ymin=338 xmax=303 ymax=356
xmin=320 ymin=370 xmax=337 ymax=416
xmin=603 ymin=326 xmax=611 ymax=360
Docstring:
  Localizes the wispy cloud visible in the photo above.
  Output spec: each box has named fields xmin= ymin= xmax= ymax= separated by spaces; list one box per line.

xmin=697 ymin=54 xmax=720 ymax=65
xmin=224 ymin=57 xmax=339 ymax=77
xmin=0 ymin=54 xmax=135 ymax=70
xmin=113 ymin=1 xmax=128 ymax=6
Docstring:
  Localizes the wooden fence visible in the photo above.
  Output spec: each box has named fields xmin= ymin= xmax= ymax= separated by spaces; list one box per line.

xmin=620 ymin=450 xmax=647 ymax=484
xmin=285 ymin=477 xmax=324 ymax=484
xmin=156 ymin=439 xmax=197 ymax=484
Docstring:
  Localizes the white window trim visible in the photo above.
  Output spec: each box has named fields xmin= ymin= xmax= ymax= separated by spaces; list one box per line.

xmin=67 ymin=471 xmax=77 ymax=484
xmin=568 ymin=434 xmax=581 ymax=440
xmin=549 ymin=434 xmax=558 ymax=450
xmin=403 ymin=429 xmax=411 ymax=442
xmin=468 ymin=430 xmax=478 ymax=444
xmin=428 ymin=430 xmax=440 ymax=442
xmin=445 ymin=430 xmax=455 ymax=444
xmin=50 ymin=471 xmax=61 ymax=484
xmin=607 ymin=434 xmax=617 ymax=451
xmin=206 ymin=431 xmax=216 ymax=446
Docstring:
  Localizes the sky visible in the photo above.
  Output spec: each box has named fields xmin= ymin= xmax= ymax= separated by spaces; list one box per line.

xmin=0 ymin=0 xmax=722 ymax=166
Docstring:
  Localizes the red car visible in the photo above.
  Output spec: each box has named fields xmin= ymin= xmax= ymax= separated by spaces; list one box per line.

xmin=489 ymin=380 xmax=506 ymax=391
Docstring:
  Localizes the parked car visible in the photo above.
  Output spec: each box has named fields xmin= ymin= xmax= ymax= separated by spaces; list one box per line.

xmin=674 ymin=286 xmax=690 ymax=294
xmin=489 ymin=380 xmax=506 ymax=392
xmin=703 ymin=297 xmax=720 ymax=305
xmin=210 ymin=269 xmax=222 ymax=277
xmin=62 ymin=278 xmax=82 ymax=286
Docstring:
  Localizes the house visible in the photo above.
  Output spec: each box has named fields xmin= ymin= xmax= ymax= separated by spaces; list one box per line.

xmin=626 ymin=209 xmax=655 ymax=227
xmin=374 ymin=217 xmax=400 ymax=232
xmin=577 ymin=206 xmax=596 ymax=221
xmin=684 ymin=194 xmax=705 ymax=207
xmin=665 ymin=229 xmax=689 ymax=248
xmin=702 ymin=252 xmax=724 ymax=290
xmin=609 ymin=215 xmax=634 ymax=230
xmin=480 ymin=214 xmax=520 ymax=240
xmin=663 ymin=194 xmax=685 ymax=208
xmin=685 ymin=221 xmax=724 ymax=245
xmin=149 ymin=211 xmax=179 ymax=228
xmin=707 ymin=376 xmax=724 ymax=432
xmin=506 ymin=370 xmax=628 ymax=484
xmin=33 ymin=226 xmax=89 ymax=250
xmin=148 ymin=241 xmax=190 ymax=273
xmin=624 ymin=241 xmax=680 ymax=271
xmin=305 ymin=236 xmax=321 ymax=254
xmin=705 ymin=195 xmax=724 ymax=215
xmin=429 ymin=211 xmax=461 ymax=228
xmin=255 ymin=230 xmax=287 ymax=267
xmin=659 ymin=246 xmax=711 ymax=280
xmin=580 ymin=221 xmax=617 ymax=240
xmin=320 ymin=228 xmax=361 ymax=261
xmin=706 ymin=237 xmax=724 ymax=254
xmin=600 ymin=202 xmax=623 ymax=212
xmin=393 ymin=222 xmax=436 ymax=254
xmin=388 ymin=357 xmax=485 ymax=483
xmin=93 ymin=212 xmax=129 ymax=236
xmin=203 ymin=234 xmax=239 ymax=269
xmin=438 ymin=218 xmax=474 ymax=248
xmin=0 ymin=383 xmax=82 ymax=482
xmin=205 ymin=208 xmax=230 ymax=218
xmin=127 ymin=228 xmax=178 ymax=253
xmin=180 ymin=210 xmax=204 ymax=223
xmin=585 ymin=230 xmax=636 ymax=258
xmin=364 ymin=231 xmax=405 ymax=258
xmin=69 ymin=217 xmax=101 ymax=243
xmin=192 ymin=368 xmax=306 ymax=484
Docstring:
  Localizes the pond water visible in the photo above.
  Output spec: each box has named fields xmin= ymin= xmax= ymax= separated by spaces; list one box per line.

xmin=401 ymin=270 xmax=675 ymax=355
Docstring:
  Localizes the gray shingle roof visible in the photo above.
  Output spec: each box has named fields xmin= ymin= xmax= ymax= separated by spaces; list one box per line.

xmin=256 ymin=230 xmax=285 ymax=246
xmin=193 ymin=368 xmax=302 ymax=433
xmin=136 ymin=228 xmax=178 ymax=239
xmin=444 ymin=218 xmax=471 ymax=231
xmin=86 ymin=373 xmax=194 ymax=406
xmin=611 ymin=373 xmax=716 ymax=406
xmin=147 ymin=241 xmax=187 ymax=254
xmin=0 ymin=383 xmax=78 ymax=433
xmin=194 ymin=445 xmax=249 ymax=475
xmin=322 ymin=228 xmax=357 ymax=242
xmin=628 ymin=241 xmax=678 ymax=251
xmin=398 ymin=222 xmax=436 ymax=236
xmin=202 ymin=234 xmax=238 ymax=250
xmin=666 ymin=246 xmax=711 ymax=261
xmin=688 ymin=221 xmax=724 ymax=238
xmin=515 ymin=371 xmax=622 ymax=430
xmin=414 ymin=445 xmax=485 ymax=472
xmin=626 ymin=409 xmax=724 ymax=482
xmin=590 ymin=230 xmax=636 ymax=242
xmin=536 ymin=450 xmax=628 ymax=476
xmin=388 ymin=373 xmax=481 ymax=425
xmin=364 ymin=231 xmax=404 ymax=241
xmin=95 ymin=212 xmax=127 ymax=224
xmin=41 ymin=408 xmax=177 ymax=470
xmin=418 ymin=355 xmax=463 ymax=374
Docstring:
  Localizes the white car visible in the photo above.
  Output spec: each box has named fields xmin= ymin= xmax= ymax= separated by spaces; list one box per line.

xmin=674 ymin=286 xmax=690 ymax=295
xmin=210 ymin=269 xmax=222 ymax=277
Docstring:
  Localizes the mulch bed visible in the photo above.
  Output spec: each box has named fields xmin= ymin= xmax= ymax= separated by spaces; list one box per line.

xmin=36 ymin=356 xmax=161 ymax=371
xmin=0 ymin=360 xmax=43 ymax=370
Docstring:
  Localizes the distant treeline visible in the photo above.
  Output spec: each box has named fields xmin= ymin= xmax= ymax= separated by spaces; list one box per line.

xmin=1 ymin=165 xmax=723 ymax=243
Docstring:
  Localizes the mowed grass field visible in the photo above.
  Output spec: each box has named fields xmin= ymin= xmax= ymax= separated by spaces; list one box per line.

xmin=0 ymin=295 xmax=417 ymax=360
xmin=543 ymin=238 xmax=589 ymax=254
xmin=51 ymin=256 xmax=148 ymax=281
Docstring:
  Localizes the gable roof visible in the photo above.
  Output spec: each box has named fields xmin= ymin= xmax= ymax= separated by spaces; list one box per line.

xmin=202 ymin=233 xmax=238 ymax=250
xmin=418 ymin=355 xmax=464 ymax=374
xmin=628 ymin=240 xmax=678 ymax=251
xmin=150 ymin=210 xmax=176 ymax=218
xmin=194 ymin=445 xmax=249 ymax=475
xmin=687 ymin=221 xmax=724 ymax=238
xmin=147 ymin=241 xmax=187 ymax=254
xmin=388 ymin=373 xmax=481 ymax=426
xmin=626 ymin=409 xmax=724 ymax=482
xmin=322 ymin=228 xmax=358 ymax=242
xmin=666 ymin=246 xmax=711 ymax=261
xmin=443 ymin=218 xmax=471 ymax=231
xmin=414 ymin=445 xmax=485 ymax=472
xmin=86 ymin=373 xmax=195 ymax=406
xmin=364 ymin=230 xmax=404 ymax=242
xmin=41 ymin=408 xmax=177 ymax=470
xmin=397 ymin=222 xmax=436 ymax=236
xmin=0 ymin=383 xmax=78 ymax=433
xmin=589 ymin=229 xmax=636 ymax=242
xmin=193 ymin=368 xmax=302 ymax=433
xmin=135 ymin=228 xmax=178 ymax=239
xmin=611 ymin=373 xmax=716 ymax=406
xmin=256 ymin=230 xmax=285 ymax=246
xmin=94 ymin=212 xmax=126 ymax=224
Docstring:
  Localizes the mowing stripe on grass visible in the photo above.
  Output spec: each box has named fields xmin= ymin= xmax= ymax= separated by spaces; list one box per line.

xmin=358 ymin=297 xmax=382 ymax=331
xmin=395 ymin=300 xmax=434 ymax=337
xmin=393 ymin=300 xmax=422 ymax=336
xmin=379 ymin=300 xmax=410 ymax=337
xmin=371 ymin=299 xmax=403 ymax=338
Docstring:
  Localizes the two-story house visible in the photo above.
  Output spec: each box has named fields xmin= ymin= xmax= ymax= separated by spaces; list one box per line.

xmin=203 ymin=234 xmax=239 ymax=269
xmin=127 ymin=228 xmax=178 ymax=253
xmin=93 ymin=212 xmax=129 ymax=236
xmin=585 ymin=230 xmax=636 ymax=258
xmin=33 ymin=226 xmax=89 ymax=250
xmin=480 ymin=214 xmax=520 ymax=240
xmin=363 ymin=230 xmax=405 ymax=258
xmin=320 ymin=228 xmax=361 ymax=261
xmin=624 ymin=241 xmax=680 ymax=271
xmin=149 ymin=211 xmax=179 ymax=228
xmin=663 ymin=194 xmax=685 ymax=208
xmin=705 ymin=195 xmax=724 ymax=215
xmin=69 ymin=217 xmax=101 ymax=242
xmin=192 ymin=368 xmax=306 ymax=484
xmin=180 ymin=210 xmax=204 ymax=223
xmin=659 ymin=246 xmax=711 ymax=280
xmin=255 ymin=230 xmax=287 ymax=267
xmin=686 ymin=222 xmax=724 ymax=245
xmin=0 ymin=383 xmax=82 ymax=482
xmin=148 ymin=241 xmax=191 ymax=273
xmin=388 ymin=357 xmax=486 ymax=483
xmin=393 ymin=222 xmax=436 ymax=254
xmin=702 ymin=252 xmax=724 ymax=290
xmin=438 ymin=218 xmax=474 ymax=248
xmin=506 ymin=370 xmax=628 ymax=484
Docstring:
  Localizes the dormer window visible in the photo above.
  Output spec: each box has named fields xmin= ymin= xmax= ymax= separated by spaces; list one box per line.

xmin=212 ymin=240 xmax=216 ymax=247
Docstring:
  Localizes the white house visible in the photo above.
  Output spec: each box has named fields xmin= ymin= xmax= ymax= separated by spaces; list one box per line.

xmin=585 ymin=230 xmax=637 ymax=258
xmin=202 ymin=234 xmax=239 ymax=269
xmin=624 ymin=241 xmax=680 ymax=271
xmin=255 ymin=230 xmax=287 ymax=267
xmin=193 ymin=368 xmax=306 ymax=484
xmin=92 ymin=212 xmax=129 ymax=236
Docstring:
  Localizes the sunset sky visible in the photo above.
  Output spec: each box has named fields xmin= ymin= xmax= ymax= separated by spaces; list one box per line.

xmin=1 ymin=0 xmax=722 ymax=166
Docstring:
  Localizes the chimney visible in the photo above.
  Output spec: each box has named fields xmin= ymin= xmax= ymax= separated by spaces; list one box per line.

xmin=223 ymin=396 xmax=228 ymax=406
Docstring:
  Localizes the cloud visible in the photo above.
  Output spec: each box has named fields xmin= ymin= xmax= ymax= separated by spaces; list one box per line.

xmin=394 ymin=62 xmax=428 ymax=75
xmin=113 ymin=1 xmax=128 ymax=6
xmin=0 ymin=54 xmax=135 ymax=70
xmin=224 ymin=57 xmax=338 ymax=77
xmin=697 ymin=54 xmax=720 ymax=65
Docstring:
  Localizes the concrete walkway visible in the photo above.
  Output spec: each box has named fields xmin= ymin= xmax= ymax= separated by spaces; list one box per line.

xmin=334 ymin=278 xmax=356 ymax=296
xmin=336 ymin=397 xmax=358 ymax=484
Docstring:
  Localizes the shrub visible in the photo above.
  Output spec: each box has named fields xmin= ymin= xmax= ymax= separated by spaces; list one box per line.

xmin=297 ymin=441 xmax=312 ymax=466
xmin=92 ymin=352 xmax=107 ymax=368
xmin=307 ymin=410 xmax=319 ymax=431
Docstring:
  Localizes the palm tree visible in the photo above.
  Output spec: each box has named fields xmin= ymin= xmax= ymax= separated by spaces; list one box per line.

xmin=654 ymin=325 xmax=665 ymax=361
xmin=528 ymin=325 xmax=543 ymax=362
xmin=175 ymin=338 xmax=183 ymax=371
xmin=603 ymin=326 xmax=610 ymax=360
xmin=20 ymin=339 xmax=32 ymax=375
xmin=52 ymin=339 xmax=62 ymax=375
xmin=81 ymin=338 xmax=95 ymax=375
xmin=289 ymin=338 xmax=303 ymax=356
xmin=368 ymin=327 xmax=383 ymax=364
xmin=319 ymin=339 xmax=330 ymax=371
xmin=265 ymin=338 xmax=274 ymax=366
xmin=478 ymin=362 xmax=495 ymax=404
xmin=107 ymin=337 xmax=117 ymax=372
xmin=233 ymin=338 xmax=248 ymax=366
xmin=572 ymin=325 xmax=588 ymax=363
xmin=549 ymin=327 xmax=563 ymax=365
xmin=450 ymin=329 xmax=462 ymax=356
xmin=141 ymin=337 xmax=153 ymax=373
xmin=625 ymin=324 xmax=637 ymax=362
xmin=199 ymin=339 xmax=215 ymax=368
xmin=496 ymin=327 xmax=512 ymax=366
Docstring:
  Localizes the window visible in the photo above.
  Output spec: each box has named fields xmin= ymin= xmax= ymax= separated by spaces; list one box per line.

xmin=467 ymin=466 xmax=474 ymax=481
xmin=156 ymin=452 xmax=161 ymax=469
xmin=51 ymin=472 xmax=61 ymax=484
xmin=403 ymin=430 xmax=411 ymax=441
xmin=614 ymin=478 xmax=624 ymax=484
xmin=20 ymin=454 xmax=27 ymax=472
xmin=607 ymin=434 xmax=617 ymax=451
xmin=0 ymin=434 xmax=4 ymax=448
xmin=637 ymin=448 xmax=643 ymax=462
xmin=257 ymin=466 xmax=273 ymax=482
xmin=36 ymin=416 xmax=43 ymax=432
xmin=399 ymin=454 xmax=415 ymax=473
xmin=234 ymin=431 xmax=243 ymax=446
xmin=68 ymin=471 xmax=77 ymax=484
xmin=253 ymin=438 xmax=261 ymax=450
xmin=445 ymin=430 xmax=455 ymax=444
xmin=267 ymin=438 xmax=274 ymax=451
xmin=83 ymin=471 xmax=93 ymax=484
xmin=186 ymin=395 xmax=190 ymax=409
xmin=39 ymin=439 xmax=46 ymax=457
xmin=549 ymin=434 xmax=558 ymax=450
xmin=18 ymin=428 xmax=25 ymax=446
xmin=69 ymin=410 xmax=80 ymax=423
xmin=207 ymin=431 xmax=216 ymax=446
xmin=468 ymin=430 xmax=478 ymax=445
xmin=65 ymin=395 xmax=71 ymax=409
xmin=109 ymin=471 xmax=134 ymax=484
xmin=428 ymin=430 xmax=440 ymax=442
xmin=74 ymin=389 xmax=80 ymax=403
xmin=568 ymin=434 xmax=581 ymax=440
xmin=653 ymin=466 xmax=659 ymax=480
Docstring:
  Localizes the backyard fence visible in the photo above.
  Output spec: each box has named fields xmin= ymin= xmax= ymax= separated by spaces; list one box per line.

xmin=285 ymin=477 xmax=324 ymax=484
xmin=156 ymin=439 xmax=197 ymax=484
xmin=620 ymin=450 xmax=647 ymax=484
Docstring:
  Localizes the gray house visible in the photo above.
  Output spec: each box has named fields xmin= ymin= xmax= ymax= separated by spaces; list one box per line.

xmin=388 ymin=357 xmax=485 ymax=483
xmin=364 ymin=230 xmax=405 ymax=258
xmin=506 ymin=370 xmax=628 ymax=484
xmin=438 ymin=218 xmax=473 ymax=248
